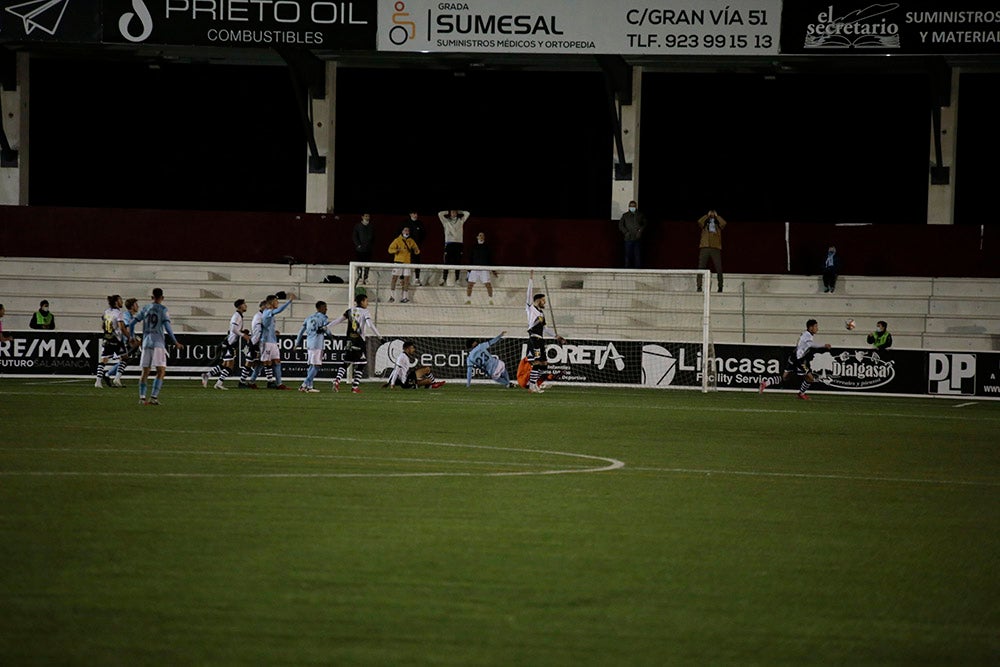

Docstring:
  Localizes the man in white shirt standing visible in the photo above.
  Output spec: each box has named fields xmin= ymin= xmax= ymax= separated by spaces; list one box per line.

xmin=437 ymin=209 xmax=470 ymax=286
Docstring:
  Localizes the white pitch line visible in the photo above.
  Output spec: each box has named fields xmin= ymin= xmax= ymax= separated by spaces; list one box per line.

xmin=0 ymin=427 xmax=625 ymax=478
xmin=4 ymin=447 xmax=593 ymax=470
xmin=626 ymin=466 xmax=1000 ymax=488
xmin=953 ymin=402 xmax=978 ymax=408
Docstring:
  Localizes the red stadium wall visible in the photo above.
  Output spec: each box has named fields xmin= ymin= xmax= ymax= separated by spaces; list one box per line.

xmin=1 ymin=205 xmax=996 ymax=278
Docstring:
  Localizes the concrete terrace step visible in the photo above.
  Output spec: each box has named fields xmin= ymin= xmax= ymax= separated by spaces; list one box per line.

xmin=3 ymin=258 xmax=999 ymax=351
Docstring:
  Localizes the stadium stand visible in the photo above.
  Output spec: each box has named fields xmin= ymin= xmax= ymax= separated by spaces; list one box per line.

xmin=1 ymin=257 xmax=998 ymax=351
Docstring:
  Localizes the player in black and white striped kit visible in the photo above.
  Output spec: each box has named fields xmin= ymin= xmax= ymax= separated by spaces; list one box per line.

xmin=202 ymin=299 xmax=250 ymax=390
xmin=525 ymin=270 xmax=566 ymax=394
xmin=327 ymin=293 xmax=381 ymax=394
xmin=759 ymin=319 xmax=831 ymax=400
xmin=239 ymin=300 xmax=267 ymax=388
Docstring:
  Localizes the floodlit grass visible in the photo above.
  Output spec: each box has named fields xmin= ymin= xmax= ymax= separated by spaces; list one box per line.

xmin=1 ymin=379 xmax=998 ymax=665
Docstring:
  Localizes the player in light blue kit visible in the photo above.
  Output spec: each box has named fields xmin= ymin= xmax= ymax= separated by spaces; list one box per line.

xmin=260 ymin=291 xmax=296 ymax=389
xmin=465 ymin=330 xmax=511 ymax=387
xmin=294 ymin=300 xmax=330 ymax=393
xmin=129 ymin=288 xmax=184 ymax=405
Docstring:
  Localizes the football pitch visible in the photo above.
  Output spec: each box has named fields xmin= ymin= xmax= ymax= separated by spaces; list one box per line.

xmin=1 ymin=379 xmax=997 ymax=665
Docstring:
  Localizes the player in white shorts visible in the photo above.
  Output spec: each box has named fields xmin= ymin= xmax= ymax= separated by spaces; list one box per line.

xmin=129 ymin=288 xmax=184 ymax=405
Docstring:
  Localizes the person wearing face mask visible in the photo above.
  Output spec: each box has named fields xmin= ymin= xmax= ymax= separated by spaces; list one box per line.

xmin=402 ymin=212 xmax=427 ymax=286
xmin=352 ymin=213 xmax=375 ymax=285
xmin=867 ymin=321 xmax=893 ymax=353
xmin=388 ymin=225 xmax=420 ymax=303
xmin=696 ymin=208 xmax=727 ymax=293
xmin=466 ymin=232 xmax=498 ymax=305
xmin=822 ymin=245 xmax=842 ymax=293
xmin=29 ymin=299 xmax=55 ymax=330
xmin=618 ymin=200 xmax=647 ymax=269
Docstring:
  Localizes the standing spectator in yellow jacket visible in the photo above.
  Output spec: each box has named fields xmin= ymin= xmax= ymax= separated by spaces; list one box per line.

xmin=697 ymin=209 xmax=727 ymax=293
xmin=388 ymin=226 xmax=420 ymax=303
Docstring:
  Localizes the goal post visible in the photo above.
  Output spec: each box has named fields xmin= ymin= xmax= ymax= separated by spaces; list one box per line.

xmin=349 ymin=262 xmax=714 ymax=391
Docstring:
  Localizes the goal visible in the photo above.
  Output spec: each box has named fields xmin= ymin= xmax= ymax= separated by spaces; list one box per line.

xmin=349 ymin=262 xmax=714 ymax=391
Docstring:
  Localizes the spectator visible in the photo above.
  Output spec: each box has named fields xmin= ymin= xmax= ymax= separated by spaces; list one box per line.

xmin=618 ymin=200 xmax=647 ymax=269
xmin=404 ymin=211 xmax=427 ymax=286
xmin=438 ymin=209 xmax=470 ymax=286
xmin=867 ymin=320 xmax=893 ymax=352
xmin=28 ymin=299 xmax=55 ymax=330
xmin=388 ymin=225 xmax=420 ymax=303
xmin=352 ymin=213 xmax=374 ymax=285
xmin=696 ymin=209 xmax=727 ymax=293
xmin=466 ymin=232 xmax=498 ymax=305
xmin=822 ymin=246 xmax=842 ymax=293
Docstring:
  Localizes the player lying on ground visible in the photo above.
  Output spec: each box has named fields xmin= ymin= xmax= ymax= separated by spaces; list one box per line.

xmin=465 ymin=331 xmax=512 ymax=387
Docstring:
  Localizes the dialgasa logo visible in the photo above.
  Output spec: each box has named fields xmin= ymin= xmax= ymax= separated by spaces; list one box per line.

xmin=119 ymin=0 xmax=153 ymax=43
xmin=5 ymin=0 xmax=70 ymax=36
xmin=805 ymin=3 xmax=901 ymax=48
xmin=811 ymin=350 xmax=896 ymax=390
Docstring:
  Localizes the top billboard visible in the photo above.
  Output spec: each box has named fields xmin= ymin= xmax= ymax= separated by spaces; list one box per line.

xmin=781 ymin=1 xmax=1000 ymax=54
xmin=377 ymin=0 xmax=782 ymax=55
xmin=101 ymin=0 xmax=377 ymax=49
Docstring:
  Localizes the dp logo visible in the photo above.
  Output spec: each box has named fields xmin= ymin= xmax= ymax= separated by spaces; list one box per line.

xmin=928 ymin=353 xmax=976 ymax=396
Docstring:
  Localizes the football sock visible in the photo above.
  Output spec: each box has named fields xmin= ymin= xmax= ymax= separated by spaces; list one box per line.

xmin=242 ymin=365 xmax=254 ymax=383
xmin=305 ymin=366 xmax=318 ymax=386
xmin=335 ymin=366 xmax=347 ymax=382
xmin=210 ymin=365 xmax=222 ymax=377
xmin=138 ymin=381 xmax=147 ymax=398
xmin=264 ymin=365 xmax=275 ymax=383
xmin=273 ymin=363 xmax=282 ymax=385
xmin=529 ymin=368 xmax=540 ymax=385
xmin=151 ymin=378 xmax=163 ymax=398
xmin=799 ymin=381 xmax=810 ymax=394
xmin=218 ymin=367 xmax=231 ymax=383
xmin=96 ymin=364 xmax=108 ymax=382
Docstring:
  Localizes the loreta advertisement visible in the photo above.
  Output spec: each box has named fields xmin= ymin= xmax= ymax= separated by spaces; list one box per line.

xmin=378 ymin=0 xmax=782 ymax=54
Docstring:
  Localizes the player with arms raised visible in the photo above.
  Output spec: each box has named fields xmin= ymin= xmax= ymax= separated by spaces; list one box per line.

xmin=525 ymin=270 xmax=566 ymax=394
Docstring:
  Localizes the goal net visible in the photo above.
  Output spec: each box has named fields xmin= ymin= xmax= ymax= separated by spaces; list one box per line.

xmin=349 ymin=262 xmax=714 ymax=391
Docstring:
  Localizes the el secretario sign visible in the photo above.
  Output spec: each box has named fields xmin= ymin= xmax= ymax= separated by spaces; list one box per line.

xmin=378 ymin=0 xmax=782 ymax=55
xmin=781 ymin=1 xmax=1000 ymax=54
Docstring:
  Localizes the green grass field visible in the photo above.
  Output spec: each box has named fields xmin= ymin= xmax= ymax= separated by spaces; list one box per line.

xmin=1 ymin=379 xmax=998 ymax=665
